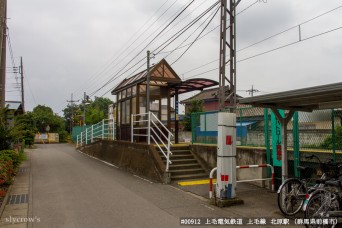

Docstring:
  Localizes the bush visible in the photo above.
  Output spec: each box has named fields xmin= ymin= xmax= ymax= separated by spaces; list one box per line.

xmin=320 ymin=126 xmax=342 ymax=150
xmin=58 ymin=130 xmax=69 ymax=143
xmin=0 ymin=150 xmax=21 ymax=185
xmin=0 ymin=150 xmax=20 ymax=168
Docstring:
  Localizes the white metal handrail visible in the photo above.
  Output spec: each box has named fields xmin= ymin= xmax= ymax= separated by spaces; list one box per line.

xmin=131 ymin=112 xmax=174 ymax=171
xmin=76 ymin=118 xmax=115 ymax=148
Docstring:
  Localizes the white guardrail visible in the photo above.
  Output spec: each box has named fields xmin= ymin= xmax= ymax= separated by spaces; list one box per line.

xmin=209 ymin=164 xmax=275 ymax=198
xmin=131 ymin=112 xmax=174 ymax=171
xmin=76 ymin=119 xmax=115 ymax=148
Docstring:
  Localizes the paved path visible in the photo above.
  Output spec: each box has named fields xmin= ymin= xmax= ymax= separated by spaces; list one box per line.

xmin=1 ymin=144 xmax=303 ymax=227
xmin=29 ymin=144 xmax=240 ymax=228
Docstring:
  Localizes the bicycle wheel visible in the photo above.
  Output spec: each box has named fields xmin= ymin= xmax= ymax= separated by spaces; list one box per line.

xmin=304 ymin=191 xmax=339 ymax=228
xmin=277 ymin=178 xmax=307 ymax=216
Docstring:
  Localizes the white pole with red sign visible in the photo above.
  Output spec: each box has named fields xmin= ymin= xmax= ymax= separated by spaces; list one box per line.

xmin=216 ymin=112 xmax=237 ymax=199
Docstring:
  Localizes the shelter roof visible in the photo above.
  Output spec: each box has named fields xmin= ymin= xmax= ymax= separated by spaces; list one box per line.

xmin=169 ymin=78 xmax=219 ymax=96
xmin=111 ymin=59 xmax=181 ymax=94
xmin=239 ymin=82 xmax=342 ymax=112
xmin=111 ymin=59 xmax=219 ymax=96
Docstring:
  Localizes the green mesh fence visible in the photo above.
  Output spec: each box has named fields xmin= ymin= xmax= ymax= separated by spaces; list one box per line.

xmin=191 ymin=107 xmax=266 ymax=146
xmin=191 ymin=108 xmax=342 ymax=181
xmin=294 ymin=109 xmax=342 ymax=179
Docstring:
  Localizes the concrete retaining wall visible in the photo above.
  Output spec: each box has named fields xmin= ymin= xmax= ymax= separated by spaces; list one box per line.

xmin=247 ymin=130 xmax=331 ymax=147
xmin=80 ymin=140 xmax=164 ymax=183
xmin=190 ymin=144 xmax=268 ymax=188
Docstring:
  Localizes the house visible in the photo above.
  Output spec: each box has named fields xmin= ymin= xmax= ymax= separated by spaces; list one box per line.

xmin=5 ymin=101 xmax=23 ymax=128
xmin=181 ymin=86 xmax=245 ymax=112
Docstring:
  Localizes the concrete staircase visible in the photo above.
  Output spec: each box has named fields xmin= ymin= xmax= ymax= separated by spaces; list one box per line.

xmin=156 ymin=145 xmax=208 ymax=182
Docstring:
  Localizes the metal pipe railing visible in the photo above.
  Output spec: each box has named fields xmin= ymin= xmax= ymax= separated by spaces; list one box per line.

xmin=76 ymin=119 xmax=116 ymax=148
xmin=209 ymin=164 xmax=275 ymax=198
xmin=131 ymin=112 xmax=174 ymax=171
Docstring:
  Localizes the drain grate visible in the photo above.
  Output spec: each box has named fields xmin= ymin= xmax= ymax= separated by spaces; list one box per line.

xmin=19 ymin=168 xmax=29 ymax=173
xmin=8 ymin=194 xmax=28 ymax=205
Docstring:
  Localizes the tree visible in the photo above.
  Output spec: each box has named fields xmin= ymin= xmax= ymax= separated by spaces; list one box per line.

xmin=182 ymin=99 xmax=203 ymax=131
xmin=63 ymin=103 xmax=79 ymax=132
xmin=63 ymin=97 xmax=113 ymax=127
xmin=31 ymin=105 xmax=68 ymax=142
xmin=86 ymin=97 xmax=112 ymax=125
xmin=11 ymin=112 xmax=37 ymax=146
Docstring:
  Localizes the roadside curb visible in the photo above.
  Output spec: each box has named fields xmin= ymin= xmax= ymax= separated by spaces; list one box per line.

xmin=0 ymin=150 xmax=30 ymax=227
xmin=28 ymin=150 xmax=33 ymax=228
xmin=0 ymin=185 xmax=13 ymax=218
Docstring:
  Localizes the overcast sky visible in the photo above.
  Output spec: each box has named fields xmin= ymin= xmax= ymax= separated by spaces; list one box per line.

xmin=6 ymin=0 xmax=342 ymax=115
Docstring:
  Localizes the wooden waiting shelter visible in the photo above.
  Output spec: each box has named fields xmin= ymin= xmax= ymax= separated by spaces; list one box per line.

xmin=111 ymin=59 xmax=218 ymax=142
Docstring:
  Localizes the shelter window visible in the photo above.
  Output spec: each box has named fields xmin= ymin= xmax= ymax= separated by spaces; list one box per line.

xmin=121 ymin=99 xmax=131 ymax=124
xmin=132 ymin=97 xmax=137 ymax=115
xmin=127 ymin=88 xmax=132 ymax=97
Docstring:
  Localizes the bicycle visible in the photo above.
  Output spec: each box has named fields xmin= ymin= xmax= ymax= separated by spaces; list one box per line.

xmin=277 ymin=155 xmax=338 ymax=216
xmin=303 ymin=178 xmax=342 ymax=228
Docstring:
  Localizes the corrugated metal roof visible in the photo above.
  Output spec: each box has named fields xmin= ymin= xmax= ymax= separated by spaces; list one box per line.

xmin=239 ymin=82 xmax=342 ymax=111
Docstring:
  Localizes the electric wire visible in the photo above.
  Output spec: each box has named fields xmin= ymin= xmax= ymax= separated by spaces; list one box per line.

xmin=182 ymin=4 xmax=342 ymax=77
xmin=153 ymin=1 xmax=220 ymax=55
xmin=57 ymin=3 xmax=342 ymax=114
xmin=71 ymin=0 xmax=176 ymax=98
xmin=99 ymin=1 xmax=217 ymax=96
xmin=159 ymin=0 xmax=259 ymax=55
xmin=185 ymin=25 xmax=342 ymax=79
xmin=171 ymin=5 xmax=220 ymax=65
xmin=86 ymin=0 xmax=196 ymax=99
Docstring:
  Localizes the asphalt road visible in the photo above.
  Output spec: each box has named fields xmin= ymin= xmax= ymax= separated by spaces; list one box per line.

xmin=29 ymin=144 xmax=240 ymax=228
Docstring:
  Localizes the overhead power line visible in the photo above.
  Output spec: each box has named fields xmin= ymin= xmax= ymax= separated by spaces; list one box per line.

xmin=185 ymin=25 xmax=342 ymax=79
xmin=71 ymin=0 xmax=177 ymax=98
xmin=182 ymin=4 xmax=342 ymax=78
xmin=171 ymin=5 xmax=220 ymax=65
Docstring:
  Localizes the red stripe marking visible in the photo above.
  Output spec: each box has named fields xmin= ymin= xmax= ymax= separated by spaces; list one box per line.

xmin=221 ymin=175 xmax=224 ymax=181
xmin=209 ymin=179 xmax=213 ymax=191
xmin=239 ymin=165 xmax=249 ymax=169
xmin=259 ymin=164 xmax=267 ymax=168
xmin=225 ymin=175 xmax=229 ymax=182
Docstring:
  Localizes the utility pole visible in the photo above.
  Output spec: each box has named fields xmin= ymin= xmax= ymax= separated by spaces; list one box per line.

xmin=83 ymin=92 xmax=86 ymax=126
xmin=0 ymin=0 xmax=7 ymax=108
xmin=146 ymin=50 xmax=151 ymax=144
xmin=20 ymin=57 xmax=25 ymax=112
xmin=247 ymin=85 xmax=259 ymax=97
xmin=67 ymin=93 xmax=76 ymax=133
xmin=216 ymin=0 xmax=242 ymax=205
xmin=146 ymin=50 xmax=150 ymax=114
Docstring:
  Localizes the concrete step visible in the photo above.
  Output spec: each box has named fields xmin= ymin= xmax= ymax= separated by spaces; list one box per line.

xmin=171 ymin=159 xmax=198 ymax=165
xmin=158 ymin=150 xmax=191 ymax=157
xmin=171 ymin=173 xmax=209 ymax=181
xmin=161 ymin=154 xmax=194 ymax=161
xmin=169 ymin=163 xmax=201 ymax=170
xmin=170 ymin=154 xmax=194 ymax=159
xmin=169 ymin=168 xmax=206 ymax=175
xmin=154 ymin=145 xmax=190 ymax=151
